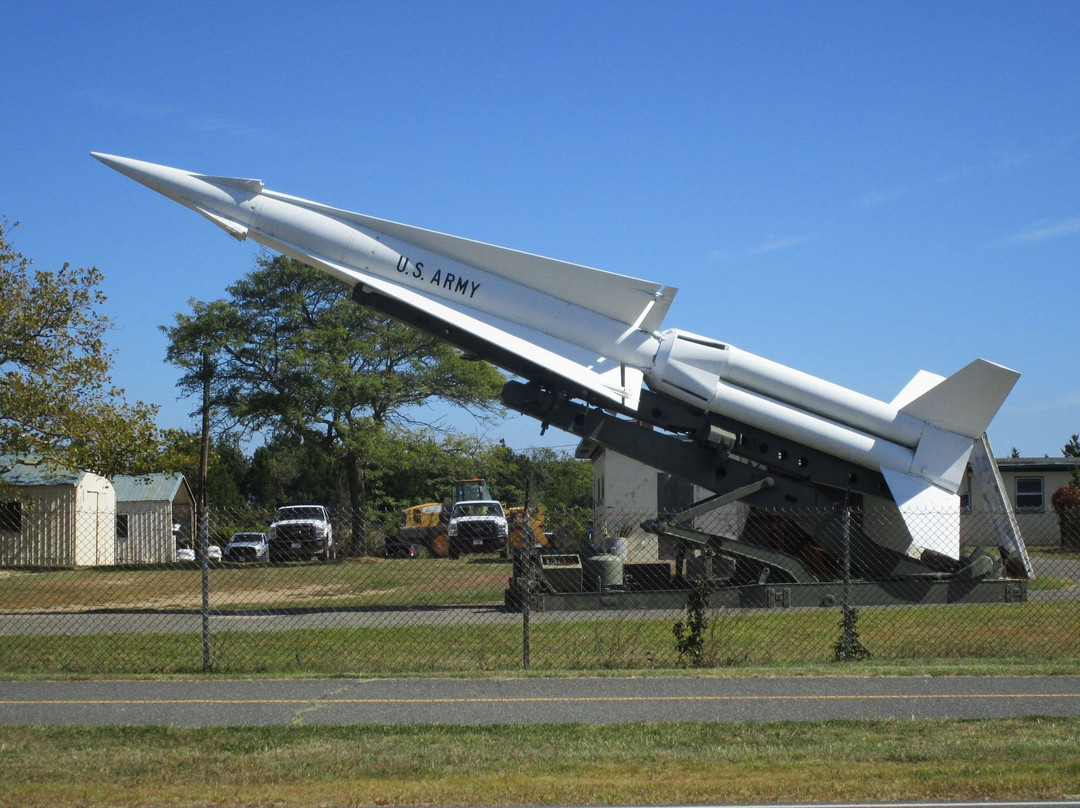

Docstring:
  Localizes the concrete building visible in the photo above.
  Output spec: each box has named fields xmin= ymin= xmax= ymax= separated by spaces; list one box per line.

xmin=580 ymin=444 xmax=1079 ymax=558
xmin=576 ymin=442 xmax=748 ymax=562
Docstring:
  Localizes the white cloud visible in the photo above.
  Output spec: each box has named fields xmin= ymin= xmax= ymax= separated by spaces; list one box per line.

xmin=856 ymin=186 xmax=908 ymax=209
xmin=1007 ymin=389 xmax=1080 ymax=415
xmin=76 ymin=91 xmax=285 ymax=147
xmin=709 ymin=234 xmax=812 ymax=262
xmin=77 ymin=90 xmax=180 ymax=119
xmin=1009 ymin=214 xmax=1080 ymax=244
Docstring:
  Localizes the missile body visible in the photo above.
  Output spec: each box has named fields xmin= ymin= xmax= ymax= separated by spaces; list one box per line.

xmin=92 ymin=153 xmax=1020 ymax=559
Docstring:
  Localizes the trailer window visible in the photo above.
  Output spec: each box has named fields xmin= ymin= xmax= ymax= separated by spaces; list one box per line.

xmin=0 ymin=501 xmax=21 ymax=532
xmin=1015 ymin=477 xmax=1044 ymax=511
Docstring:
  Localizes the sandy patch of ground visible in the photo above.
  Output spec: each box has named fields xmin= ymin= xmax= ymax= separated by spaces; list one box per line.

xmin=6 ymin=582 xmax=371 ymax=613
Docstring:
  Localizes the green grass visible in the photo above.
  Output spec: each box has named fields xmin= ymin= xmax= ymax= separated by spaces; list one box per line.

xmin=1 ymin=719 xmax=1078 ymax=806
xmin=3 ymin=601 xmax=1080 ymax=676
xmin=2 ymin=550 xmax=1079 ymax=676
xmin=3 ymin=553 xmax=1078 ymax=806
xmin=1028 ymin=574 xmax=1073 ymax=590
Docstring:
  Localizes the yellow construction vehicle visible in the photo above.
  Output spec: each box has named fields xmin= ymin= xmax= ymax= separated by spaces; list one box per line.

xmin=505 ymin=506 xmax=546 ymax=555
xmin=398 ymin=479 xmax=545 ymax=558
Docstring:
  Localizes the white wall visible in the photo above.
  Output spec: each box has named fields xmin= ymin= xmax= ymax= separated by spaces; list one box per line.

xmin=0 ymin=472 xmax=116 ymax=566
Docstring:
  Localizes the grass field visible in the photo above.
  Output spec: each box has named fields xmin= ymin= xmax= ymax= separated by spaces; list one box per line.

xmin=3 ymin=557 xmax=1080 ymax=805
xmin=1 ymin=718 xmax=1078 ymax=806
xmin=1 ymin=549 xmax=1075 ymax=613
xmin=3 ymin=601 xmax=1080 ymax=676
xmin=2 ymin=553 xmax=1079 ymax=806
xmin=2 ymin=550 xmax=1079 ymax=676
xmin=0 ymin=555 xmax=510 ymax=612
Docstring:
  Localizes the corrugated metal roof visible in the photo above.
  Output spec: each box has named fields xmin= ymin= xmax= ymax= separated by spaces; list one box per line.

xmin=0 ymin=456 xmax=91 ymax=487
xmin=1 ymin=458 xmax=193 ymax=500
xmin=112 ymin=472 xmax=189 ymax=503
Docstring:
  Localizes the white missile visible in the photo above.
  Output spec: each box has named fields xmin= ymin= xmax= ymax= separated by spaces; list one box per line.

xmin=92 ymin=153 xmax=1020 ymax=559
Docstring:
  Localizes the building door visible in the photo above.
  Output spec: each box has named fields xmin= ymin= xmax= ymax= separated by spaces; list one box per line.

xmin=657 ymin=473 xmax=693 ymax=515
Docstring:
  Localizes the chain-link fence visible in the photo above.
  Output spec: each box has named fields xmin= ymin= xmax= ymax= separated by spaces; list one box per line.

xmin=1 ymin=501 xmax=1078 ymax=675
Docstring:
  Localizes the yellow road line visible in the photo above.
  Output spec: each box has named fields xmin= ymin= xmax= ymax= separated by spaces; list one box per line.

xmin=2 ymin=692 xmax=1078 ymax=707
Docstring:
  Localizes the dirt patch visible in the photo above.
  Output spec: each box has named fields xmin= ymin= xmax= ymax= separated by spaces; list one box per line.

xmin=5 ymin=583 xmax=363 ymax=613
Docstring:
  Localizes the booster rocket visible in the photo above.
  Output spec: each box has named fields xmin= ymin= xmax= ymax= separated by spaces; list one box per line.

xmin=92 ymin=153 xmax=1020 ymax=560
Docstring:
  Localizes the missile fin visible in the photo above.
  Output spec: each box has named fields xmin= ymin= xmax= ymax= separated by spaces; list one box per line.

xmin=359 ymin=268 xmax=644 ymax=409
xmin=186 ymin=203 xmax=249 ymax=241
xmin=202 ymin=175 xmax=264 ymax=194
xmin=890 ymin=370 xmax=945 ymax=408
xmin=909 ymin=424 xmax=977 ymax=492
xmin=899 ymin=359 xmax=1020 ymax=438
xmin=881 ymin=467 xmax=961 ymax=559
xmin=263 ymin=190 xmax=676 ymax=333
xmin=255 ymin=228 xmax=643 ymax=408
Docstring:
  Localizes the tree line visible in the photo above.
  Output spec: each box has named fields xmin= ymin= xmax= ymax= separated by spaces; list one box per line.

xmin=165 ymin=429 xmax=590 ymax=515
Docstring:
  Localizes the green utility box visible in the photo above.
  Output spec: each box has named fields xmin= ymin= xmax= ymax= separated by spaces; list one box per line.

xmin=538 ymin=553 xmax=583 ymax=593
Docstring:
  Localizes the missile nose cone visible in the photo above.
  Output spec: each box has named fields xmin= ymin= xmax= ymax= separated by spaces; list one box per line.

xmin=91 ymin=152 xmax=176 ymax=194
xmin=90 ymin=151 xmax=122 ymax=168
xmin=93 ymin=152 xmax=260 ymax=242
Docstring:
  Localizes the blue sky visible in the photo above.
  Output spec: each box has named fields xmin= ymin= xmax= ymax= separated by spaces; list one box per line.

xmin=3 ymin=1 xmax=1078 ymax=457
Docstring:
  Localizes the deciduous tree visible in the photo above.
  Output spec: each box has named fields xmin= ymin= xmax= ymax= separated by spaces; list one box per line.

xmin=162 ymin=254 xmax=506 ymax=551
xmin=0 ymin=218 xmax=160 ymax=476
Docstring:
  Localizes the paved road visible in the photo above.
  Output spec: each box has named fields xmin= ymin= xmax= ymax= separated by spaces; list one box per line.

xmin=2 ymin=675 xmax=1078 ymax=726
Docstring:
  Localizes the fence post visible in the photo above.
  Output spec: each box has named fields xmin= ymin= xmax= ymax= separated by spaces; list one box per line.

xmin=840 ymin=504 xmax=853 ymax=659
xmin=199 ymin=506 xmax=211 ymax=671
xmin=521 ymin=548 xmax=533 ymax=670
xmin=197 ymin=348 xmax=213 ymax=672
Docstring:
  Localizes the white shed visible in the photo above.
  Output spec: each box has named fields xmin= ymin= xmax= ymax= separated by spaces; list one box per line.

xmin=112 ymin=473 xmax=195 ymax=563
xmin=0 ymin=457 xmax=117 ymax=566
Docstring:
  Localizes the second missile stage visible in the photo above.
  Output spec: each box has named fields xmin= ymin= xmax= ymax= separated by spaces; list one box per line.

xmin=91 ymin=152 xmax=667 ymax=410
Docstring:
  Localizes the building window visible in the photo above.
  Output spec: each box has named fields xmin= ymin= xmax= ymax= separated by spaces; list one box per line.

xmin=958 ymin=492 xmax=971 ymax=513
xmin=116 ymin=513 xmax=129 ymax=540
xmin=0 ymin=501 xmax=21 ymax=532
xmin=1015 ymin=477 xmax=1044 ymax=511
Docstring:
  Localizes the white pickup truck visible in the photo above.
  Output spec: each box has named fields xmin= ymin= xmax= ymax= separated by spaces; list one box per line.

xmin=267 ymin=505 xmax=334 ymax=562
xmin=446 ymin=500 xmax=509 ymax=556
